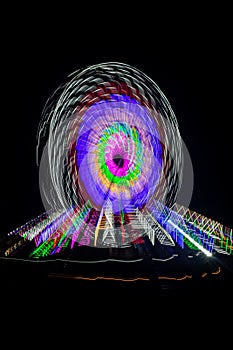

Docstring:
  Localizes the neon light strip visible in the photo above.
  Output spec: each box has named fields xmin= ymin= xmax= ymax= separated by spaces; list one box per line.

xmin=94 ymin=206 xmax=104 ymax=246
xmin=49 ymin=274 xmax=150 ymax=282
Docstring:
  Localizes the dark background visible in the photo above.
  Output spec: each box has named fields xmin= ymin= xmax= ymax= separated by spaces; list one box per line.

xmin=1 ymin=9 xmax=232 ymax=237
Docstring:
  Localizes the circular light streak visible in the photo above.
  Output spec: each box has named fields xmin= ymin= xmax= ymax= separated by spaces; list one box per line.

xmin=37 ymin=62 xmax=183 ymax=247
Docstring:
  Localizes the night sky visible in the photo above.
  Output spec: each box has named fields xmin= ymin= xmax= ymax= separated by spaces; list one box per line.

xmin=1 ymin=12 xmax=232 ymax=236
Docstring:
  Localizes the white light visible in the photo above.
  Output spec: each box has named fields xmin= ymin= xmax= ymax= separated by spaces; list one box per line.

xmin=167 ymin=220 xmax=212 ymax=257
